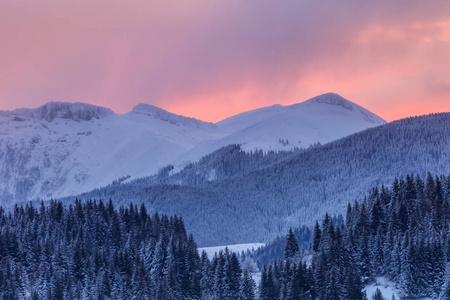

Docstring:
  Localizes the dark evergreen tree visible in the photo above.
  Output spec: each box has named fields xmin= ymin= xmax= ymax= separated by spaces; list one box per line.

xmin=371 ymin=288 xmax=385 ymax=300
xmin=345 ymin=271 xmax=365 ymax=300
xmin=240 ymin=269 xmax=256 ymax=300
xmin=226 ymin=252 xmax=242 ymax=299
xmin=285 ymin=227 xmax=300 ymax=261
xmin=313 ymin=221 xmax=321 ymax=252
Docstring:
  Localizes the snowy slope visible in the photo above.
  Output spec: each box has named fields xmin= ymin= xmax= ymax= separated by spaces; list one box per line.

xmin=0 ymin=102 xmax=222 ymax=204
xmin=216 ymin=93 xmax=386 ymax=152
xmin=0 ymin=93 xmax=385 ymax=204
xmin=169 ymin=93 xmax=386 ymax=169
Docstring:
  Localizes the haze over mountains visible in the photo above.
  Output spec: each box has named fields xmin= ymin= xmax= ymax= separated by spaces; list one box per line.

xmin=0 ymin=93 xmax=384 ymax=204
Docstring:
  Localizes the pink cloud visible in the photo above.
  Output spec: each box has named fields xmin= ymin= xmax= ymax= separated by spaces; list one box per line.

xmin=0 ymin=1 xmax=450 ymax=122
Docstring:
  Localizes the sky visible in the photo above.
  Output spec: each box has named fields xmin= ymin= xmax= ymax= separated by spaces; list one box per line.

xmin=1 ymin=1 xmax=450 ymax=122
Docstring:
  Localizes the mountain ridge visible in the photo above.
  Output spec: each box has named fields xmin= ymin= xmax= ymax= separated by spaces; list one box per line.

xmin=0 ymin=93 xmax=385 ymax=205
xmin=214 ymin=93 xmax=386 ymax=152
xmin=0 ymin=101 xmax=115 ymax=122
xmin=131 ymin=103 xmax=217 ymax=129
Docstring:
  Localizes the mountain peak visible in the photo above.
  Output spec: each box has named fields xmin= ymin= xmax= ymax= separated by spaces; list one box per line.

xmin=132 ymin=103 xmax=170 ymax=115
xmin=302 ymin=93 xmax=386 ymax=124
xmin=131 ymin=103 xmax=217 ymax=129
xmin=305 ymin=93 xmax=354 ymax=110
xmin=5 ymin=101 xmax=114 ymax=122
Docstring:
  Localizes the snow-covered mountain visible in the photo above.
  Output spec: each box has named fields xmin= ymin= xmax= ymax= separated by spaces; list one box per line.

xmin=216 ymin=93 xmax=385 ymax=151
xmin=0 ymin=102 xmax=221 ymax=204
xmin=0 ymin=93 xmax=385 ymax=204
xmin=170 ymin=93 xmax=386 ymax=168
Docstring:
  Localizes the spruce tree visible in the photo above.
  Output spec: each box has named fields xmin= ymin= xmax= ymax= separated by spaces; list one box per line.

xmin=313 ymin=221 xmax=322 ymax=252
xmin=371 ymin=288 xmax=385 ymax=300
xmin=345 ymin=271 xmax=365 ymax=300
xmin=240 ymin=270 xmax=256 ymax=300
xmin=285 ymin=228 xmax=300 ymax=261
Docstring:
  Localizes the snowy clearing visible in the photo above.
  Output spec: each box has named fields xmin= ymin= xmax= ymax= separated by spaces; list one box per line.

xmin=365 ymin=277 xmax=400 ymax=299
xmin=364 ymin=277 xmax=432 ymax=300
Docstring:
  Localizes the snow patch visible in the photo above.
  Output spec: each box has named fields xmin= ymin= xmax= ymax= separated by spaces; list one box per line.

xmin=364 ymin=277 xmax=432 ymax=300
xmin=365 ymin=277 xmax=400 ymax=299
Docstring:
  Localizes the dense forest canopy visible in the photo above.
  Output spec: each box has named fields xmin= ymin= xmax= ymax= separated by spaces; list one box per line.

xmin=0 ymin=200 xmax=208 ymax=299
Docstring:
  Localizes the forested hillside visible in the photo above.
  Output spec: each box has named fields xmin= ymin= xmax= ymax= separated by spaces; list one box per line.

xmin=260 ymin=173 xmax=450 ymax=299
xmin=0 ymin=101 xmax=220 ymax=204
xmin=71 ymin=113 xmax=450 ymax=246
xmin=2 ymin=173 xmax=450 ymax=299
xmin=108 ymin=144 xmax=299 ymax=188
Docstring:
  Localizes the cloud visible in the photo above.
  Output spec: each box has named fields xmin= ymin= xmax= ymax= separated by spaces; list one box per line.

xmin=0 ymin=1 xmax=450 ymax=121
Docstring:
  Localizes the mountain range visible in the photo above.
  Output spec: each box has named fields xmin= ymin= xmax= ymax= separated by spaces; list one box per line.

xmin=0 ymin=93 xmax=384 ymax=204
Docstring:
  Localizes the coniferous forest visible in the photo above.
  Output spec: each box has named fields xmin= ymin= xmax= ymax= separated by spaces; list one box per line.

xmin=0 ymin=199 xmax=253 ymax=299
xmin=260 ymin=173 xmax=450 ymax=299
xmin=1 ymin=173 xmax=450 ymax=299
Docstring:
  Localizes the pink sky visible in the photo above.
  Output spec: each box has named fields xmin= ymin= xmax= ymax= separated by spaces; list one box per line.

xmin=1 ymin=1 xmax=450 ymax=122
